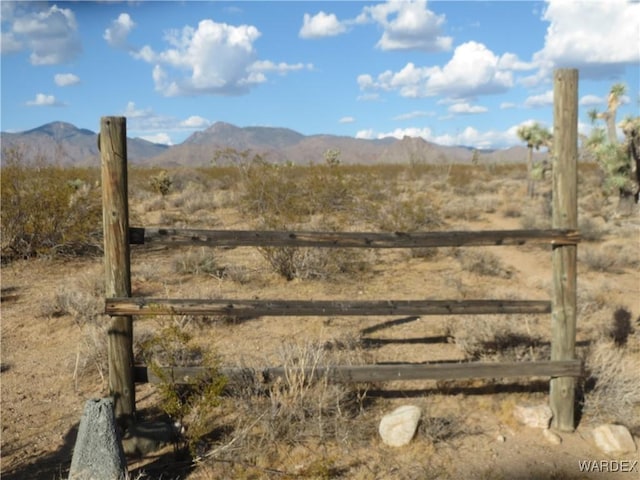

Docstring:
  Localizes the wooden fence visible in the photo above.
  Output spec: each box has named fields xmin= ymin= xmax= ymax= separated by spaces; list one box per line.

xmin=101 ymin=69 xmax=582 ymax=432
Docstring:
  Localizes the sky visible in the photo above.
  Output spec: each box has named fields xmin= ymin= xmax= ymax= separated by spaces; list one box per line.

xmin=1 ymin=0 xmax=639 ymax=149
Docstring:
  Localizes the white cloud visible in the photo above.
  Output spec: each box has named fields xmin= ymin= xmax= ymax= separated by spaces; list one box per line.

xmin=54 ymin=73 xmax=80 ymax=87
xmin=299 ymin=12 xmax=347 ymax=38
xmin=26 ymin=93 xmax=62 ymax=106
xmin=130 ymin=19 xmax=307 ymax=96
xmin=393 ymin=110 xmax=433 ymax=121
xmin=1 ymin=32 xmax=22 ymax=54
xmin=104 ymin=13 xmax=136 ymax=49
xmin=579 ymin=95 xmax=604 ymax=107
xmin=356 ymin=92 xmax=381 ymax=101
xmin=7 ymin=4 xmax=81 ymax=65
xmin=360 ymin=0 xmax=452 ymax=52
xmin=448 ymin=102 xmax=488 ymax=114
xmin=524 ymin=90 xmax=554 ymax=108
xmin=355 ymin=119 xmax=552 ymax=149
xmin=180 ymin=116 xmax=210 ymax=128
xmin=500 ymin=102 xmax=517 ymax=110
xmin=139 ymin=133 xmax=173 ymax=145
xmin=527 ymin=0 xmax=640 ymax=83
xmin=122 ymin=102 xmax=210 ymax=134
xmin=249 ymin=60 xmax=312 ymax=75
xmin=358 ymin=42 xmax=517 ymax=100
xmin=339 ymin=116 xmax=356 ymax=124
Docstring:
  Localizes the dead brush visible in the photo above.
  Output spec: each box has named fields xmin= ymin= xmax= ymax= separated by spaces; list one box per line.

xmin=40 ymin=273 xmax=108 ymax=386
xmin=582 ymin=338 xmax=640 ymax=429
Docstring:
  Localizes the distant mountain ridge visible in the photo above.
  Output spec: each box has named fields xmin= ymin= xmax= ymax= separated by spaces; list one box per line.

xmin=1 ymin=120 xmax=542 ymax=166
xmin=1 ymin=121 xmax=169 ymax=165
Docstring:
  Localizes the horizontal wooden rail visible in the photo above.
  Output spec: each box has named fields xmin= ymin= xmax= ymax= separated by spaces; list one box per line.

xmin=106 ymin=298 xmax=551 ymax=317
xmin=130 ymin=227 xmax=580 ymax=249
xmin=136 ymin=360 xmax=583 ymax=385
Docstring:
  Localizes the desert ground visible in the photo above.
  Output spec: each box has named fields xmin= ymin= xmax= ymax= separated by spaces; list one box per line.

xmin=2 ymin=161 xmax=639 ymax=479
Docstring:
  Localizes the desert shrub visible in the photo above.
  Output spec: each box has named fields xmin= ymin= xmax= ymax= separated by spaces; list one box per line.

xmin=451 ymin=315 xmax=547 ymax=362
xmin=141 ymin=324 xmax=227 ymax=455
xmin=149 ymin=169 xmax=173 ymax=196
xmin=578 ymin=217 xmax=607 ymax=242
xmin=580 ymin=245 xmax=625 ymax=273
xmin=1 ymin=147 xmax=102 ymax=260
xmin=259 ymin=245 xmax=373 ymax=281
xmin=454 ymin=249 xmax=512 ymax=279
xmin=173 ymin=248 xmax=224 ymax=277
xmin=40 ymin=274 xmax=108 ymax=384
xmin=582 ymin=340 xmax=640 ymax=428
xmin=373 ymin=197 xmax=443 ymax=232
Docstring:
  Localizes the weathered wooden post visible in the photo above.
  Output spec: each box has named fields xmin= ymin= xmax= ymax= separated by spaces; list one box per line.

xmin=550 ymin=69 xmax=578 ymax=431
xmin=100 ymin=116 xmax=135 ymax=425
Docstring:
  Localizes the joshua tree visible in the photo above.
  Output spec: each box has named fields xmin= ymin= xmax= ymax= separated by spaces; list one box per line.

xmin=585 ymin=83 xmax=639 ymax=214
xmin=517 ymin=122 xmax=552 ymax=197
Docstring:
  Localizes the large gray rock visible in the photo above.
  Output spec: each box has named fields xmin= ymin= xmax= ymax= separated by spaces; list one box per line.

xmin=592 ymin=424 xmax=637 ymax=455
xmin=69 ymin=398 xmax=127 ymax=480
xmin=379 ymin=405 xmax=422 ymax=447
xmin=513 ymin=403 xmax=552 ymax=429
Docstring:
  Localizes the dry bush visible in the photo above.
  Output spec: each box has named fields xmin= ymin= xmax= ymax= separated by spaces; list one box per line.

xmin=451 ymin=315 xmax=547 ymax=362
xmin=173 ymin=248 xmax=224 ymax=277
xmin=1 ymin=146 xmax=102 ymax=261
xmin=441 ymin=197 xmax=483 ymax=221
xmin=578 ymin=217 xmax=607 ymax=242
xmin=582 ymin=339 xmax=640 ymax=428
xmin=579 ymin=244 xmax=638 ymax=273
xmin=40 ymin=273 xmax=109 ymax=384
xmin=204 ymin=339 xmax=374 ymax=472
xmin=454 ymin=249 xmax=513 ymax=279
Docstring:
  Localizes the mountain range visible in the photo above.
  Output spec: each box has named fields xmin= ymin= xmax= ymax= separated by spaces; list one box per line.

xmin=1 ymin=121 xmax=540 ymax=167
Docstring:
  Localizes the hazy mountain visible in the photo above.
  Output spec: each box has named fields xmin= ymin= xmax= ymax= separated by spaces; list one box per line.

xmin=2 ymin=120 xmax=539 ymax=167
xmin=1 ymin=121 xmax=169 ymax=165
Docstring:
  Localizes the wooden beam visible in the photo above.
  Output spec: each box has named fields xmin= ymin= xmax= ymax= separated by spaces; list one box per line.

xmin=100 ymin=116 xmax=135 ymax=425
xmin=139 ymin=360 xmax=583 ymax=385
xmin=106 ymin=298 xmax=551 ymax=317
xmin=129 ymin=227 xmax=580 ymax=249
xmin=550 ymin=68 xmax=579 ymax=432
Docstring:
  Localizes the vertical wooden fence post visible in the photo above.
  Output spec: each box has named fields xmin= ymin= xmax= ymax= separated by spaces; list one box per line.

xmin=100 ymin=116 xmax=135 ymax=425
xmin=550 ymin=69 xmax=578 ymax=431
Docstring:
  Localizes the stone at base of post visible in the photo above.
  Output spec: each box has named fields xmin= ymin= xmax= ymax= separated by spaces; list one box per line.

xmin=69 ymin=398 xmax=127 ymax=480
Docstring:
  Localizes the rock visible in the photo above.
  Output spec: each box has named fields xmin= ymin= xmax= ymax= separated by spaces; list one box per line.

xmin=543 ymin=428 xmax=562 ymax=445
xmin=496 ymin=434 xmax=506 ymax=443
xmin=592 ymin=424 xmax=637 ymax=455
xmin=69 ymin=398 xmax=127 ymax=480
xmin=379 ymin=405 xmax=422 ymax=447
xmin=513 ymin=403 xmax=552 ymax=429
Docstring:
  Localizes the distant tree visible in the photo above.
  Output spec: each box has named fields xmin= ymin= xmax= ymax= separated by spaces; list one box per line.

xmin=585 ymin=83 xmax=640 ymax=214
xmin=517 ymin=122 xmax=552 ymax=197
xmin=471 ymin=149 xmax=480 ymax=165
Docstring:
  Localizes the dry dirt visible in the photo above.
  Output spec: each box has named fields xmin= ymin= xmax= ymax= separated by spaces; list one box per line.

xmin=2 ymin=168 xmax=640 ymax=479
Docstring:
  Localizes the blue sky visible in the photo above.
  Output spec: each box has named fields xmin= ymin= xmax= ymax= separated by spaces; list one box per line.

xmin=1 ymin=0 xmax=639 ymax=149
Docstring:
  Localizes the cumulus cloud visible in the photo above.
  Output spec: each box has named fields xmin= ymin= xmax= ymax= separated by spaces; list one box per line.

xmin=26 ymin=93 xmax=63 ymax=106
xmin=358 ymin=42 xmax=520 ymax=100
xmin=339 ymin=116 xmax=356 ymax=124
xmin=448 ymin=102 xmax=488 ymax=114
xmin=579 ymin=95 xmax=604 ymax=107
xmin=524 ymin=90 xmax=554 ymax=108
xmin=355 ymin=120 xmax=546 ymax=149
xmin=299 ymin=11 xmax=347 ymax=38
xmin=180 ymin=115 xmax=210 ymax=128
xmin=54 ymin=73 xmax=80 ymax=87
xmin=393 ymin=110 xmax=433 ymax=121
xmin=5 ymin=4 xmax=81 ymax=64
xmin=104 ymin=13 xmax=136 ymax=49
xmin=359 ymin=0 xmax=452 ymax=51
xmin=122 ymin=102 xmax=210 ymax=136
xmin=527 ymin=0 xmax=640 ymax=82
xmin=139 ymin=133 xmax=173 ymax=145
xmin=130 ymin=19 xmax=309 ymax=96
